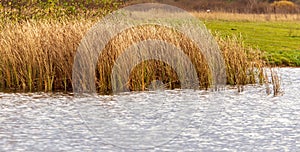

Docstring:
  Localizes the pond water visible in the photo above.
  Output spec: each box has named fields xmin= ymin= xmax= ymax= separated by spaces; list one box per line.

xmin=0 ymin=68 xmax=299 ymax=151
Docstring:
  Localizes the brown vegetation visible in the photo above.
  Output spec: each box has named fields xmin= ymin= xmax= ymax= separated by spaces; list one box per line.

xmin=0 ymin=19 xmax=264 ymax=93
xmin=215 ymin=33 xmax=265 ymax=92
xmin=0 ymin=0 xmax=282 ymax=94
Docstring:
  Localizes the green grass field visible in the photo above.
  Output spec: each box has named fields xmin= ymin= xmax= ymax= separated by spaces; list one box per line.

xmin=204 ymin=20 xmax=300 ymax=66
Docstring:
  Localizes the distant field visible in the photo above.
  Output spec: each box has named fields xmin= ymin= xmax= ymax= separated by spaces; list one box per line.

xmin=195 ymin=12 xmax=300 ymax=66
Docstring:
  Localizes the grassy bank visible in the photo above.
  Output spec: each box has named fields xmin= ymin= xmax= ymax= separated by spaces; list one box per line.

xmin=194 ymin=12 xmax=300 ymax=66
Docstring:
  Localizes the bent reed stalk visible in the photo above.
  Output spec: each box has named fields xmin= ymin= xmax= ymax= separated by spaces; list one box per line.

xmin=0 ymin=18 xmax=266 ymax=94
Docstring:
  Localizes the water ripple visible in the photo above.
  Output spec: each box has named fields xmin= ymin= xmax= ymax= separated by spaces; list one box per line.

xmin=0 ymin=68 xmax=299 ymax=151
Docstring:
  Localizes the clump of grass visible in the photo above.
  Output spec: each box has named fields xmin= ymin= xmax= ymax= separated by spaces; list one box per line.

xmin=215 ymin=33 xmax=264 ymax=91
xmin=216 ymin=33 xmax=283 ymax=96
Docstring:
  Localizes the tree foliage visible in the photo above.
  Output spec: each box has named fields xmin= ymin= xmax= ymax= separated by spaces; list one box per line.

xmin=0 ymin=0 xmax=123 ymax=22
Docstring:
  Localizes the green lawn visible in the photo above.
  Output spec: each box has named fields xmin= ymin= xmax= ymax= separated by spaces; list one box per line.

xmin=203 ymin=20 xmax=300 ymax=66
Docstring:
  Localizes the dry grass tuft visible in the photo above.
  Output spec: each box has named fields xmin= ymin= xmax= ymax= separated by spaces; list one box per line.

xmin=215 ymin=33 xmax=264 ymax=92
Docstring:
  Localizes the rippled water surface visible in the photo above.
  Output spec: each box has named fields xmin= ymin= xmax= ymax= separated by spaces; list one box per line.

xmin=0 ymin=68 xmax=299 ymax=151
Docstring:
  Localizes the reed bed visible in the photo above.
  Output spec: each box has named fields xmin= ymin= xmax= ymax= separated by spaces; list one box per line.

xmin=0 ymin=18 xmax=266 ymax=94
